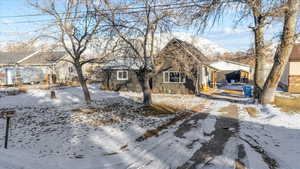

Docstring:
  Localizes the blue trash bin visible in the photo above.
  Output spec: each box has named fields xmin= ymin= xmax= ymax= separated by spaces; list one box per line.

xmin=243 ymin=85 xmax=253 ymax=97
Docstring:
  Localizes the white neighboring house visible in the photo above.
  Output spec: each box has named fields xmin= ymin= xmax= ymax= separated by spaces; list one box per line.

xmin=0 ymin=51 xmax=73 ymax=85
xmin=210 ymin=60 xmax=254 ymax=84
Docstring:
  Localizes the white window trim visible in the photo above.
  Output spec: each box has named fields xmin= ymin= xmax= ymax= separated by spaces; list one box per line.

xmin=117 ymin=70 xmax=128 ymax=80
xmin=163 ymin=71 xmax=186 ymax=83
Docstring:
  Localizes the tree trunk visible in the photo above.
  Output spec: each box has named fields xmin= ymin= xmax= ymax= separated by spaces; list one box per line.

xmin=253 ymin=26 xmax=267 ymax=99
xmin=137 ymin=70 xmax=152 ymax=106
xmin=75 ymin=63 xmax=92 ymax=104
xmin=251 ymin=2 xmax=267 ymax=99
xmin=260 ymin=0 xmax=300 ymax=104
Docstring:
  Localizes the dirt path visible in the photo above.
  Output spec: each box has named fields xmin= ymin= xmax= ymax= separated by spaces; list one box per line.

xmin=177 ymin=104 xmax=240 ymax=169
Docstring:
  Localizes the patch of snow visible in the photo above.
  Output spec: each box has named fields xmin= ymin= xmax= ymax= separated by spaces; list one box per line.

xmin=239 ymin=104 xmax=300 ymax=169
xmin=202 ymin=115 xmax=217 ymax=136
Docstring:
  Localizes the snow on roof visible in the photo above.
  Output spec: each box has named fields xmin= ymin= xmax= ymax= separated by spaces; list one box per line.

xmin=210 ymin=60 xmax=252 ymax=72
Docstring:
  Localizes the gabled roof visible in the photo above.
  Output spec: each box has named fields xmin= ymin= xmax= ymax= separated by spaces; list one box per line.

xmin=0 ymin=51 xmax=65 ymax=66
xmin=18 ymin=51 xmax=65 ymax=65
xmin=156 ymin=38 xmax=215 ymax=69
xmin=162 ymin=38 xmax=210 ymax=62
xmin=290 ymin=43 xmax=300 ymax=62
xmin=0 ymin=52 xmax=31 ymax=65
xmin=100 ymin=38 xmax=214 ymax=71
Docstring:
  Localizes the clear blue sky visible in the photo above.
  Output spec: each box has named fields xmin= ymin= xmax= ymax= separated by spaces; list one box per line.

xmin=0 ymin=0 xmax=281 ymax=52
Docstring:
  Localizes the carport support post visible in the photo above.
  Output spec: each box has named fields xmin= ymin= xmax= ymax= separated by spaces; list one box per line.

xmin=4 ymin=117 xmax=10 ymax=149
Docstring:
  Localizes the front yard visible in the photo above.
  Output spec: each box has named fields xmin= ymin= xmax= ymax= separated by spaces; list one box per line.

xmin=0 ymin=84 xmax=299 ymax=169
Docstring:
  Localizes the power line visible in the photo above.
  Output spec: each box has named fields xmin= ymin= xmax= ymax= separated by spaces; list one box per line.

xmin=0 ymin=1 xmax=197 ymax=19
xmin=2 ymin=4 xmax=195 ymax=25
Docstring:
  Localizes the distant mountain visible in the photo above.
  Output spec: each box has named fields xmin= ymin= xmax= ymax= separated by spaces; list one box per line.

xmin=0 ymin=33 xmax=231 ymax=61
xmin=154 ymin=32 xmax=230 ymax=60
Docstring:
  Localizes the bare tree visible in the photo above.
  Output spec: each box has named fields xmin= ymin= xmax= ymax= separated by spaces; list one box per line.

xmin=261 ymin=0 xmax=300 ymax=104
xmin=247 ymin=0 xmax=288 ymax=98
xmin=103 ymin=0 xmax=177 ymax=106
xmin=188 ymin=0 xmax=292 ymax=101
xmin=29 ymin=0 xmax=106 ymax=104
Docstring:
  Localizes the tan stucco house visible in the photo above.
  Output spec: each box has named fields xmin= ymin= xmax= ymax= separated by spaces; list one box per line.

xmin=280 ymin=44 xmax=300 ymax=93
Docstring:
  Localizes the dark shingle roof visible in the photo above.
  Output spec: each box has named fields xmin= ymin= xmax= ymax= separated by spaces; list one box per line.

xmin=0 ymin=52 xmax=31 ymax=65
xmin=290 ymin=43 xmax=300 ymax=62
xmin=19 ymin=51 xmax=65 ymax=65
xmin=174 ymin=38 xmax=210 ymax=62
xmin=157 ymin=38 xmax=210 ymax=64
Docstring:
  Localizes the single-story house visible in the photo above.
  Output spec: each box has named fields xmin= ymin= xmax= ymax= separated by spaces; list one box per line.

xmin=99 ymin=38 xmax=218 ymax=94
xmin=209 ymin=60 xmax=254 ymax=84
xmin=0 ymin=51 xmax=31 ymax=85
xmin=280 ymin=44 xmax=300 ymax=93
xmin=0 ymin=51 xmax=67 ymax=85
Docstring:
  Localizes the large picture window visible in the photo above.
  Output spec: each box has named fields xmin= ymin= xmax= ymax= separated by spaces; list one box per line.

xmin=117 ymin=70 xmax=128 ymax=80
xmin=163 ymin=71 xmax=185 ymax=83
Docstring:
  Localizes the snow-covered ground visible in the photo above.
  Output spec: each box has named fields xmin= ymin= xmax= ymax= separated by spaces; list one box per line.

xmin=0 ymin=85 xmax=299 ymax=169
xmin=239 ymin=104 xmax=300 ymax=169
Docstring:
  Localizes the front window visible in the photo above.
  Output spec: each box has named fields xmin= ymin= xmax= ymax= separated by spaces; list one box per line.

xmin=163 ymin=71 xmax=185 ymax=83
xmin=117 ymin=70 xmax=128 ymax=80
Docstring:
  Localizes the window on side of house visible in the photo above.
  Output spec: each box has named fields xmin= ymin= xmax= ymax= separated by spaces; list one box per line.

xmin=117 ymin=70 xmax=128 ymax=80
xmin=163 ymin=71 xmax=185 ymax=83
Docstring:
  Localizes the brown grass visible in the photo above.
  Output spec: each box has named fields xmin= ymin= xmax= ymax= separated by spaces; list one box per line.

xmin=71 ymin=107 xmax=122 ymax=126
xmin=219 ymin=104 xmax=239 ymax=119
xmin=141 ymin=104 xmax=179 ymax=116
xmin=235 ymin=160 xmax=246 ymax=169
xmin=120 ymin=144 xmax=129 ymax=151
xmin=103 ymin=152 xmax=118 ymax=156
xmin=190 ymin=104 xmax=205 ymax=112
xmin=72 ymin=107 xmax=97 ymax=114
xmin=275 ymin=95 xmax=300 ymax=114
xmin=17 ymin=86 xmax=28 ymax=93
xmin=219 ymin=104 xmax=238 ymax=113
xmin=136 ymin=111 xmax=193 ymax=142
xmin=244 ymin=107 xmax=258 ymax=117
xmin=141 ymin=102 xmax=206 ymax=117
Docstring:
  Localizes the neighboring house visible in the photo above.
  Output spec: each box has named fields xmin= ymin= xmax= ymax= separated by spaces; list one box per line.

xmin=0 ymin=51 xmax=67 ymax=85
xmin=280 ymin=44 xmax=300 ymax=93
xmin=99 ymin=58 xmax=143 ymax=91
xmin=0 ymin=52 xmax=33 ymax=85
xmin=209 ymin=60 xmax=254 ymax=84
xmin=100 ymin=38 xmax=217 ymax=94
